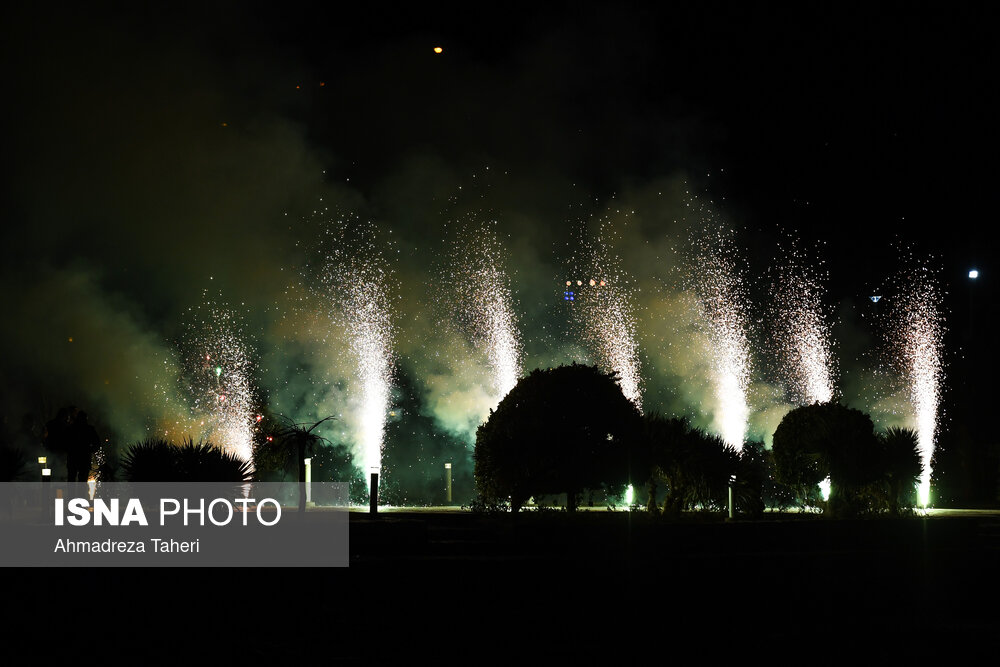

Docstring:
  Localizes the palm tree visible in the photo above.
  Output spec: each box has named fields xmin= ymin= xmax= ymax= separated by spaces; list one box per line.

xmin=121 ymin=439 xmax=179 ymax=481
xmin=878 ymin=426 xmax=922 ymax=514
xmin=273 ymin=416 xmax=337 ymax=512
xmin=175 ymin=437 xmax=253 ymax=483
xmin=121 ymin=437 xmax=252 ymax=482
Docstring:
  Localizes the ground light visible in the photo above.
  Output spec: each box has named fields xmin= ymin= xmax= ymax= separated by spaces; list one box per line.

xmin=819 ymin=477 xmax=831 ymax=502
xmin=624 ymin=484 xmax=633 ymax=508
xmin=917 ymin=480 xmax=930 ymax=508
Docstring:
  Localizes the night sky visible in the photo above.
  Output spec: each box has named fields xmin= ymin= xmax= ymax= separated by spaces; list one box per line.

xmin=2 ymin=2 xmax=996 ymax=493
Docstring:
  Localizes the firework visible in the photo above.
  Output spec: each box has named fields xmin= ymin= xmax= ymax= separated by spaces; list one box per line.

xmin=322 ymin=216 xmax=396 ymax=481
xmin=182 ymin=299 xmax=256 ymax=464
xmin=889 ymin=256 xmax=946 ymax=506
xmin=770 ymin=240 xmax=836 ymax=405
xmin=442 ymin=216 xmax=523 ymax=403
xmin=569 ymin=216 xmax=643 ymax=409
xmin=687 ymin=226 xmax=752 ymax=451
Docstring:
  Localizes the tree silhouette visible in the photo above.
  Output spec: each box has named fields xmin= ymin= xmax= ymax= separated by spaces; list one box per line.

xmin=474 ymin=363 xmax=642 ymax=512
xmin=272 ymin=416 xmax=337 ymax=512
xmin=772 ymin=402 xmax=879 ymax=517
xmin=121 ymin=438 xmax=251 ymax=482
xmin=875 ymin=426 xmax=922 ymax=514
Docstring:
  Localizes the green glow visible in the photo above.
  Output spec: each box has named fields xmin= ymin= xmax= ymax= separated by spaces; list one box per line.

xmin=214 ymin=366 xmax=222 ymax=377
xmin=917 ymin=480 xmax=930 ymax=508
xmin=818 ymin=476 xmax=831 ymax=502
xmin=625 ymin=484 xmax=633 ymax=506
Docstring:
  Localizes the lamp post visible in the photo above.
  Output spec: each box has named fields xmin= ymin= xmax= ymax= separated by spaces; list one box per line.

xmin=370 ymin=469 xmax=379 ymax=514
xmin=968 ymin=268 xmax=978 ymax=342
xmin=304 ymin=458 xmax=312 ymax=506
xmin=444 ymin=463 xmax=452 ymax=504
xmin=41 ymin=467 xmax=51 ymax=520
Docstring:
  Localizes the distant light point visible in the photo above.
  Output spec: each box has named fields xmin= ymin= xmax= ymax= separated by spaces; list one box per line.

xmin=433 ymin=46 xmax=443 ymax=54
xmin=969 ymin=269 xmax=979 ymax=279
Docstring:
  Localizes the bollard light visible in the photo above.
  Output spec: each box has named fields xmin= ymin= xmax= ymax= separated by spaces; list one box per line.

xmin=41 ymin=468 xmax=51 ymax=477
xmin=304 ymin=458 xmax=312 ymax=505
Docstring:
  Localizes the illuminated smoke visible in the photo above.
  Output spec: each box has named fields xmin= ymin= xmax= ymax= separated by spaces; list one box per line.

xmin=687 ymin=227 xmax=752 ymax=451
xmin=770 ymin=240 xmax=836 ymax=405
xmin=889 ymin=257 xmax=946 ymax=506
xmin=569 ymin=216 xmax=643 ymax=409
xmin=443 ymin=216 xmax=523 ymax=404
xmin=322 ymin=216 xmax=396 ymax=480
xmin=182 ymin=299 xmax=256 ymax=464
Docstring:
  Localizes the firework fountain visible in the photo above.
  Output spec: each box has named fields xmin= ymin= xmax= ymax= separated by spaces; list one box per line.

xmin=889 ymin=258 xmax=946 ymax=507
xmin=182 ymin=300 xmax=256 ymax=464
xmin=569 ymin=217 xmax=643 ymax=409
xmin=687 ymin=227 xmax=752 ymax=451
xmin=443 ymin=217 xmax=523 ymax=405
xmin=322 ymin=216 xmax=396 ymax=498
xmin=770 ymin=240 xmax=837 ymax=405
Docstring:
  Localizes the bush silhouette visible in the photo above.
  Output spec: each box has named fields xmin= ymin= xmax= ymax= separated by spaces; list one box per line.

xmin=122 ymin=437 xmax=251 ymax=482
xmin=474 ymin=363 xmax=642 ymax=511
xmin=773 ymin=402 xmax=884 ymax=517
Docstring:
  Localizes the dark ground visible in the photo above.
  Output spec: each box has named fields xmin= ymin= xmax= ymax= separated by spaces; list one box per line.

xmin=10 ymin=510 xmax=999 ymax=662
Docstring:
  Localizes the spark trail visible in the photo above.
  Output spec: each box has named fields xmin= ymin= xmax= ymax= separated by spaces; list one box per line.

xmin=770 ymin=240 xmax=836 ymax=405
xmin=569 ymin=217 xmax=643 ymax=410
xmin=182 ymin=299 xmax=256 ymax=464
xmin=687 ymin=227 xmax=752 ymax=451
xmin=443 ymin=217 xmax=523 ymax=404
xmin=889 ymin=257 xmax=946 ymax=506
xmin=322 ymin=216 xmax=396 ymax=483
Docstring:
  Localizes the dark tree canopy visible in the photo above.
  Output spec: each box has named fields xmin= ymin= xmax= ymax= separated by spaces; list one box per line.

xmin=772 ymin=402 xmax=880 ymax=515
xmin=876 ymin=426 xmax=922 ymax=513
xmin=474 ymin=363 xmax=643 ymax=511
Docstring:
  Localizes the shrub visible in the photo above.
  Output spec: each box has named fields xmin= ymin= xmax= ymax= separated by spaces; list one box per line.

xmin=122 ymin=438 xmax=251 ymax=482
xmin=474 ymin=363 xmax=643 ymax=512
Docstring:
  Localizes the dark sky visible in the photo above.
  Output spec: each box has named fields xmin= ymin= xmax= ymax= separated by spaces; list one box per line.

xmin=8 ymin=2 xmax=992 ymax=268
xmin=1 ymin=1 xmax=995 ymax=448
